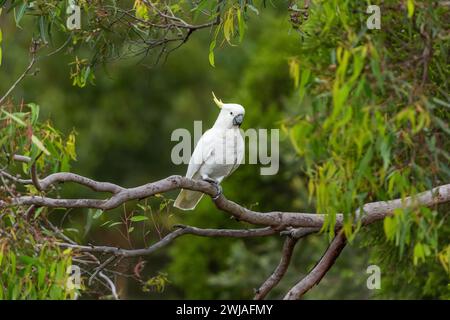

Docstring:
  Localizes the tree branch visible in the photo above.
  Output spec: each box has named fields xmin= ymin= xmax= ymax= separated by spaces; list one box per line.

xmin=30 ymin=152 xmax=43 ymax=191
xmin=283 ymin=230 xmax=347 ymax=300
xmin=5 ymin=172 xmax=449 ymax=229
xmin=58 ymin=225 xmax=279 ymax=258
xmin=254 ymin=236 xmax=298 ymax=300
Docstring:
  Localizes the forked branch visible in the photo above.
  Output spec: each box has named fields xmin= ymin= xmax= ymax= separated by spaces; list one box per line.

xmin=283 ymin=230 xmax=347 ymax=300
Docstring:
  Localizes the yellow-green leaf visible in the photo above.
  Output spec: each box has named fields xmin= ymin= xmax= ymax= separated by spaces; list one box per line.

xmin=407 ymin=0 xmax=414 ymax=18
xmin=208 ymin=39 xmax=216 ymax=67
xmin=2 ymin=110 xmax=27 ymax=126
xmin=288 ymin=58 xmax=300 ymax=88
xmin=237 ymin=8 xmax=245 ymax=42
xmin=223 ymin=9 xmax=234 ymax=44
xmin=383 ymin=216 xmax=397 ymax=241
xmin=413 ymin=242 xmax=424 ymax=265
xmin=31 ymin=135 xmax=50 ymax=155
xmin=130 ymin=215 xmax=148 ymax=222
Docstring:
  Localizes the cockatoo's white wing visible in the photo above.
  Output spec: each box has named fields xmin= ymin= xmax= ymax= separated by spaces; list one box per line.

xmin=174 ymin=129 xmax=216 ymax=210
xmin=230 ymin=132 xmax=244 ymax=176
xmin=185 ymin=129 xmax=216 ymax=179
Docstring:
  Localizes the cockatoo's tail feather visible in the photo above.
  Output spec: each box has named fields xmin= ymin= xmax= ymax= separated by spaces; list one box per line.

xmin=174 ymin=189 xmax=204 ymax=210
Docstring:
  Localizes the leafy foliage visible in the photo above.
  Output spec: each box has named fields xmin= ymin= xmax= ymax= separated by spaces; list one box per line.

xmin=283 ymin=0 xmax=449 ymax=270
xmin=0 ymin=102 xmax=79 ymax=299
xmin=0 ymin=211 xmax=76 ymax=299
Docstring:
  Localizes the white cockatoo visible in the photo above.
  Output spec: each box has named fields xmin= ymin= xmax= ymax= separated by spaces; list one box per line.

xmin=174 ymin=93 xmax=245 ymax=210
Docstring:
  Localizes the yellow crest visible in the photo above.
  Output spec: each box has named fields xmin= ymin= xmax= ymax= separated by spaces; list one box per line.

xmin=212 ymin=91 xmax=223 ymax=109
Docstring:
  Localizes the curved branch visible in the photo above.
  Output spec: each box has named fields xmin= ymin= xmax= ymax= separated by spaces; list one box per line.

xmin=59 ymin=225 xmax=278 ymax=258
xmin=98 ymin=272 xmax=119 ymax=300
xmin=254 ymin=236 xmax=298 ymax=300
xmin=283 ymin=230 xmax=347 ymax=300
xmin=37 ymin=172 xmax=125 ymax=193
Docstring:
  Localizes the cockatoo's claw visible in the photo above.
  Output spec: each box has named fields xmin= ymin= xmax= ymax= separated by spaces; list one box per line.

xmin=202 ymin=177 xmax=216 ymax=184
xmin=212 ymin=185 xmax=222 ymax=200
xmin=202 ymin=177 xmax=222 ymax=200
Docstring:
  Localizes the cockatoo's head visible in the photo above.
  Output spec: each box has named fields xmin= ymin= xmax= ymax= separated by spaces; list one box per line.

xmin=212 ymin=92 xmax=245 ymax=129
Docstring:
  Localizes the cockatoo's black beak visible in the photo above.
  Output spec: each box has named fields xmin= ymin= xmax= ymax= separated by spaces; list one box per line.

xmin=233 ymin=114 xmax=244 ymax=126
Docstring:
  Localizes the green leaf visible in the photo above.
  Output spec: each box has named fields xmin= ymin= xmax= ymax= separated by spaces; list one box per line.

xmin=407 ymin=0 xmax=414 ymax=18
xmin=0 ymin=244 xmax=4 ymax=266
xmin=2 ymin=110 xmax=27 ymax=126
xmin=246 ymin=4 xmax=259 ymax=15
xmin=83 ymin=66 xmax=91 ymax=84
xmin=208 ymin=40 xmax=216 ymax=67
xmin=130 ymin=215 xmax=148 ymax=222
xmin=93 ymin=209 xmax=103 ymax=219
xmin=383 ymin=216 xmax=397 ymax=241
xmin=100 ymin=220 xmax=112 ymax=227
xmin=108 ymin=222 xmax=123 ymax=228
xmin=223 ymin=9 xmax=234 ymax=44
xmin=356 ymin=146 xmax=373 ymax=179
xmin=160 ymin=201 xmax=168 ymax=211
xmin=288 ymin=58 xmax=300 ymax=88
xmin=237 ymin=8 xmax=245 ymax=42
xmin=191 ymin=0 xmax=209 ymax=14
xmin=379 ymin=137 xmax=391 ymax=170
xmin=34 ymin=207 xmax=44 ymax=219
xmin=28 ymin=103 xmax=40 ymax=125
xmin=19 ymin=255 xmax=42 ymax=267
xmin=14 ymin=1 xmax=27 ymax=28
xmin=39 ymin=16 xmax=47 ymax=43
xmin=413 ymin=242 xmax=424 ymax=265
xmin=65 ymin=228 xmax=79 ymax=234
xmin=432 ymin=97 xmax=450 ymax=109
xmin=299 ymin=68 xmax=311 ymax=101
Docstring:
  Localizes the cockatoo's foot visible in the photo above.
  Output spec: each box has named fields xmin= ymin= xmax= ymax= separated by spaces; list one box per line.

xmin=202 ymin=177 xmax=222 ymax=200
xmin=212 ymin=185 xmax=223 ymax=200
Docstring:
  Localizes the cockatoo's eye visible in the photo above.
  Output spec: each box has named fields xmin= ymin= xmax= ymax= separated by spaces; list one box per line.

xmin=230 ymin=112 xmax=233 ymax=115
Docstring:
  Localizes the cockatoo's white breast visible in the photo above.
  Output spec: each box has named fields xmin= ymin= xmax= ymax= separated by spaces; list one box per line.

xmin=199 ymin=127 xmax=244 ymax=182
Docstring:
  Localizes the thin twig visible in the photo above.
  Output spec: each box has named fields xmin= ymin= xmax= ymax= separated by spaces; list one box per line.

xmin=0 ymin=42 xmax=38 ymax=105
xmin=98 ymin=272 xmax=119 ymax=300
xmin=89 ymin=256 xmax=117 ymax=286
